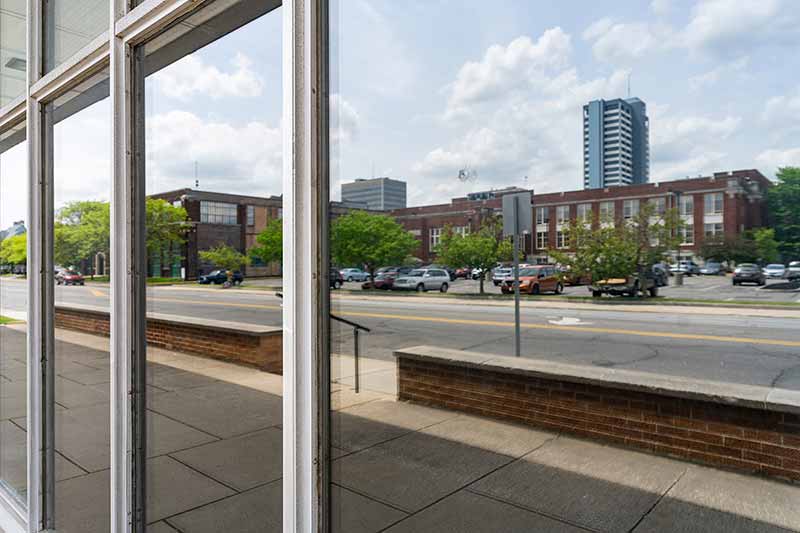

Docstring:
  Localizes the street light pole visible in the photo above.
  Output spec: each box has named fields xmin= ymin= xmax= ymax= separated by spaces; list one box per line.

xmin=513 ymin=197 xmax=521 ymax=358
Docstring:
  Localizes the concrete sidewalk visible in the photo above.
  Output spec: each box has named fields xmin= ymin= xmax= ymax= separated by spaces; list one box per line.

xmin=1 ymin=326 xmax=798 ymax=532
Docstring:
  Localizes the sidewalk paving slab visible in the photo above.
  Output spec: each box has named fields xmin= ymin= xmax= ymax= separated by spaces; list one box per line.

xmin=384 ymin=490 xmax=587 ymax=533
xmin=470 ymin=437 xmax=688 ymax=533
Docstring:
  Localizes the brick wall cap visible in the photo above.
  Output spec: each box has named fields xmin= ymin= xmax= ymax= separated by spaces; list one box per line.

xmin=56 ymin=303 xmax=281 ymax=336
xmin=394 ymin=345 xmax=800 ymax=415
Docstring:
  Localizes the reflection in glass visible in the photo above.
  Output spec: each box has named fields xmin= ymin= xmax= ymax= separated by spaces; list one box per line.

xmin=0 ymin=124 xmax=28 ymax=505
xmin=52 ymin=74 xmax=111 ymax=532
xmin=44 ymin=0 xmax=108 ymax=73
xmin=0 ymin=0 xmax=27 ymax=106
xmin=142 ymin=3 xmax=283 ymax=530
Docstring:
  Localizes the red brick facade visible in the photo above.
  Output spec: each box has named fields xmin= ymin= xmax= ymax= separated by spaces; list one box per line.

xmin=391 ymin=170 xmax=771 ymax=263
xmin=398 ymin=355 xmax=800 ymax=483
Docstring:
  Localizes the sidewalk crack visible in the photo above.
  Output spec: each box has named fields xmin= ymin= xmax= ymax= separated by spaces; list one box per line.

xmin=627 ymin=467 xmax=688 ymax=533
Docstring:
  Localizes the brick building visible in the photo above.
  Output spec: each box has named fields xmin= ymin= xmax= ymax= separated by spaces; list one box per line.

xmin=149 ymin=189 xmax=283 ymax=279
xmin=391 ymin=170 xmax=771 ymax=264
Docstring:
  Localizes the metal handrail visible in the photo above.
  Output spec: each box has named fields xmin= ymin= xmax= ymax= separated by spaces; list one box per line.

xmin=276 ymin=293 xmax=370 ymax=392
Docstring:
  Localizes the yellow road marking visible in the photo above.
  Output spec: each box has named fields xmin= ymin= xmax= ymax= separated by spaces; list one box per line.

xmin=338 ymin=310 xmax=800 ymax=348
xmin=90 ymin=288 xmax=106 ymax=297
xmin=140 ymin=296 xmax=800 ymax=348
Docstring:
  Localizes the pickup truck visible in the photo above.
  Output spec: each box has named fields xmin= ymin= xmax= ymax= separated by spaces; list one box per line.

xmin=590 ymin=272 xmax=658 ymax=298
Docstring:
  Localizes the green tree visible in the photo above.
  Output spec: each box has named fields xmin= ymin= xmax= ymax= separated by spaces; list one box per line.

xmin=146 ymin=199 xmax=191 ymax=273
xmin=55 ymin=201 xmax=110 ymax=274
xmin=767 ymin=167 xmax=800 ymax=259
xmin=198 ymin=244 xmax=251 ymax=283
xmin=751 ymin=227 xmax=780 ymax=263
xmin=699 ymin=235 xmax=757 ymax=265
xmin=0 ymin=234 xmax=27 ymax=267
xmin=249 ymin=218 xmax=282 ymax=265
xmin=330 ymin=211 xmax=418 ymax=280
xmin=436 ymin=217 xmax=518 ymax=294
xmin=550 ymin=203 xmax=683 ymax=296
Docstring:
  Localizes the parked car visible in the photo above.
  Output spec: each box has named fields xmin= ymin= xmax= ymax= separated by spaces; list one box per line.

xmin=590 ymin=270 xmax=658 ymax=297
xmin=492 ymin=267 xmax=513 ymax=286
xmin=699 ymin=262 xmax=723 ymax=275
xmin=339 ymin=268 xmax=370 ymax=282
xmin=424 ymin=264 xmax=457 ymax=281
xmin=470 ymin=268 xmax=485 ymax=280
xmin=198 ymin=270 xmax=244 ymax=285
xmin=651 ymin=264 xmax=669 ymax=287
xmin=670 ymin=261 xmax=700 ymax=276
xmin=454 ymin=267 xmax=471 ymax=279
xmin=763 ymin=264 xmax=787 ymax=279
xmin=732 ymin=263 xmax=766 ymax=286
xmin=363 ymin=270 xmax=400 ymax=290
xmin=392 ymin=268 xmax=450 ymax=292
xmin=330 ymin=268 xmax=343 ymax=289
xmin=788 ymin=261 xmax=800 ymax=280
xmin=500 ymin=265 xmax=563 ymax=295
xmin=558 ymin=265 xmax=591 ymax=286
xmin=56 ymin=270 xmax=85 ymax=286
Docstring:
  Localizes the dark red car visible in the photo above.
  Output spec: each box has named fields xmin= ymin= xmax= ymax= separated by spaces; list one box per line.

xmin=363 ymin=271 xmax=397 ymax=290
xmin=455 ymin=267 xmax=471 ymax=279
xmin=56 ymin=270 xmax=85 ymax=286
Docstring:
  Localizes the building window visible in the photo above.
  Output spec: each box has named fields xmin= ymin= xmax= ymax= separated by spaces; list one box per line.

xmin=200 ymin=201 xmax=237 ymax=224
xmin=704 ymin=192 xmax=723 ymax=215
xmin=536 ymin=207 xmax=549 ymax=225
xmin=681 ymin=224 xmax=695 ymax=245
xmin=599 ymin=201 xmax=615 ymax=221
xmin=247 ymin=205 xmax=255 ymax=226
xmin=577 ymin=203 xmax=592 ymax=223
xmin=556 ymin=205 xmax=570 ymax=225
xmin=536 ymin=231 xmax=548 ymax=249
xmin=453 ymin=226 xmax=469 ymax=236
xmin=556 ymin=230 xmax=568 ymax=249
xmin=623 ymin=199 xmax=639 ymax=219
xmin=430 ymin=227 xmax=442 ymax=249
xmin=679 ymin=195 xmax=694 ymax=217
xmin=649 ymin=197 xmax=666 ymax=216
xmin=704 ymin=223 xmax=723 ymax=238
xmin=277 ymin=207 xmax=283 ymax=219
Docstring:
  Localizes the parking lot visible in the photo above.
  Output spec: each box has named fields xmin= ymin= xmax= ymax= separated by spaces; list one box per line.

xmin=342 ymin=272 xmax=800 ymax=304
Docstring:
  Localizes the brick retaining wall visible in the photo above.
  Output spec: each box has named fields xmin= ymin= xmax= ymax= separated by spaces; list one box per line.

xmin=55 ymin=305 xmax=282 ymax=373
xmin=396 ymin=348 xmax=800 ymax=483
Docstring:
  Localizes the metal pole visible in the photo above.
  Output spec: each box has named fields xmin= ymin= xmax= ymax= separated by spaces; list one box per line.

xmin=513 ymin=198 xmax=521 ymax=358
xmin=354 ymin=327 xmax=360 ymax=393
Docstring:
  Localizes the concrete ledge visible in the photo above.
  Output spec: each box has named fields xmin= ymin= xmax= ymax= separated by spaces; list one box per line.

xmin=395 ymin=345 xmax=800 ymax=483
xmin=55 ymin=304 xmax=282 ymax=373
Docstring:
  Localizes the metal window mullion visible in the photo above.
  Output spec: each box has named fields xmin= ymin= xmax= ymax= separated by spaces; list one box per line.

xmin=283 ymin=0 xmax=330 ymax=531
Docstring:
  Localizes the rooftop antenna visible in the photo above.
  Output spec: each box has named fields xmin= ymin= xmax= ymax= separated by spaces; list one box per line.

xmin=194 ymin=161 xmax=199 ymax=189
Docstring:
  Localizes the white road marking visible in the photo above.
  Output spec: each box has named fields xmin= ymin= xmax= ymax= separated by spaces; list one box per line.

xmin=548 ymin=317 xmax=594 ymax=326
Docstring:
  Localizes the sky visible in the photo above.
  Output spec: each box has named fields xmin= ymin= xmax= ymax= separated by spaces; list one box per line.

xmin=3 ymin=0 xmax=800 ymax=229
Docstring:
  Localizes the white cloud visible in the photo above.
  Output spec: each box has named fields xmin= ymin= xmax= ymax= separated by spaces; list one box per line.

xmin=688 ymin=56 xmax=749 ymax=91
xmin=756 ymin=147 xmax=800 ymax=177
xmin=682 ymin=0 xmax=796 ymax=55
xmin=587 ymin=21 xmax=672 ymax=63
xmin=445 ymin=28 xmax=572 ymax=119
xmin=761 ymin=87 xmax=800 ymax=138
xmin=154 ymin=52 xmax=264 ymax=101
xmin=414 ymin=30 xmax=631 ymax=198
xmin=330 ymin=94 xmax=360 ymax=144
xmin=650 ymin=0 xmax=671 ymax=16
xmin=649 ymin=103 xmax=741 ymax=180
xmin=145 ymin=110 xmax=282 ymax=196
xmin=582 ymin=18 xmax=614 ymax=41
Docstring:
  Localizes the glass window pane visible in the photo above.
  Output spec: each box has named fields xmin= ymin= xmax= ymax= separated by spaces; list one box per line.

xmin=0 ymin=122 xmax=27 ymax=505
xmin=0 ymin=0 xmax=27 ymax=106
xmin=328 ymin=2 xmax=799 ymax=531
xmin=51 ymin=70 xmax=111 ymax=532
xmin=44 ymin=0 xmax=108 ymax=74
xmin=142 ymin=2 xmax=283 ymax=530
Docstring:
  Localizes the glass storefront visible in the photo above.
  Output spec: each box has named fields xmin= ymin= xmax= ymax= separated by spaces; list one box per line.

xmin=1 ymin=1 xmax=800 ymax=532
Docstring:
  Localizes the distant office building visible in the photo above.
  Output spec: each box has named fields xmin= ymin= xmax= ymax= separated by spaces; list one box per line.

xmin=0 ymin=220 xmax=25 ymax=240
xmin=341 ymin=177 xmax=407 ymax=210
xmin=583 ymin=97 xmax=650 ymax=189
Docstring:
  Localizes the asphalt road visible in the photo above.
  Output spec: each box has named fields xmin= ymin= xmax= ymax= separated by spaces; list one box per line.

xmin=2 ymin=277 xmax=800 ymax=391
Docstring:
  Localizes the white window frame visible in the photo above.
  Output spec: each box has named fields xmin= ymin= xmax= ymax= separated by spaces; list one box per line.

xmin=247 ymin=204 xmax=256 ymax=226
xmin=556 ymin=205 xmax=569 ymax=225
xmin=1 ymin=1 xmax=325 ymax=532
xmin=599 ymin=201 xmax=614 ymax=222
xmin=680 ymin=195 xmax=694 ymax=217
xmin=681 ymin=224 xmax=695 ymax=245
xmin=623 ymin=199 xmax=639 ymax=219
xmin=576 ymin=203 xmax=591 ymax=224
xmin=535 ymin=206 xmax=549 ymax=225
xmin=536 ymin=231 xmax=548 ymax=249
xmin=704 ymin=192 xmax=723 ymax=215
xmin=430 ymin=227 xmax=442 ymax=249
xmin=556 ymin=230 xmax=568 ymax=249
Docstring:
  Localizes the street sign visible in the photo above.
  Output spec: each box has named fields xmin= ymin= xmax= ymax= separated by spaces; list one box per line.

xmin=502 ymin=191 xmax=533 ymax=237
